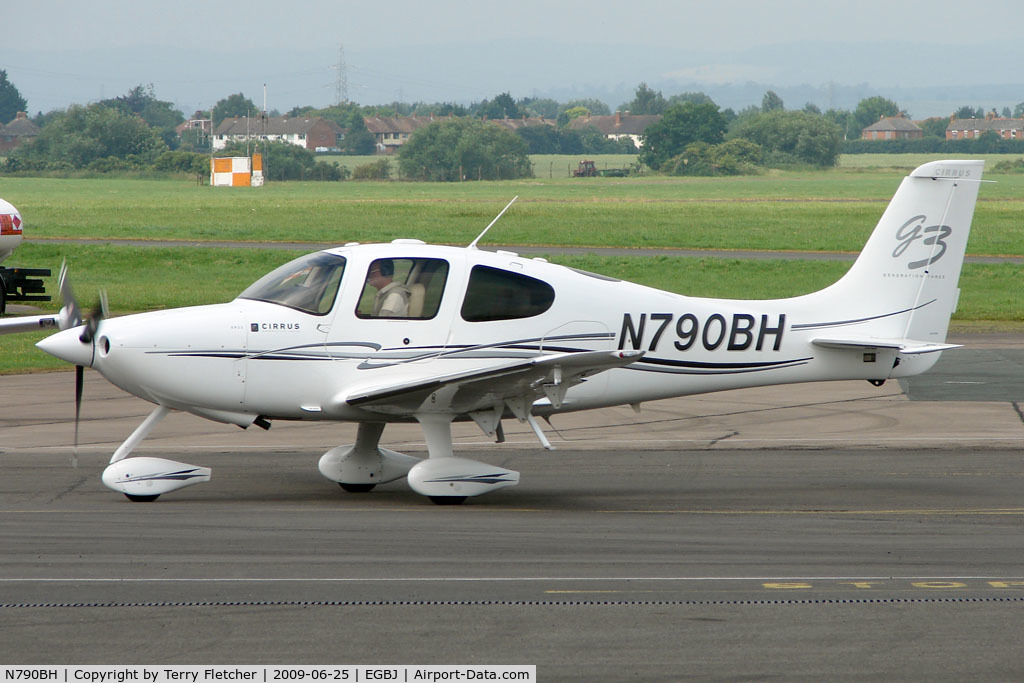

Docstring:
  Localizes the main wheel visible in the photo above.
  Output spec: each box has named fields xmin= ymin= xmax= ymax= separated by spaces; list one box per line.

xmin=339 ymin=482 xmax=375 ymax=493
xmin=0 ymin=280 xmax=6 ymax=316
xmin=125 ymin=493 xmax=160 ymax=502
xmin=429 ymin=496 xmax=467 ymax=506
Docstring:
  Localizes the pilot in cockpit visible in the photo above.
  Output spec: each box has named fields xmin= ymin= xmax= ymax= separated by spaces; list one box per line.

xmin=367 ymin=259 xmax=410 ymax=317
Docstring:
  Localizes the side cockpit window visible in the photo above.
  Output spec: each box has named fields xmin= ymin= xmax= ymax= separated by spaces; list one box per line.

xmin=460 ymin=265 xmax=555 ymax=322
xmin=238 ymin=252 xmax=345 ymax=315
xmin=356 ymin=257 xmax=450 ymax=319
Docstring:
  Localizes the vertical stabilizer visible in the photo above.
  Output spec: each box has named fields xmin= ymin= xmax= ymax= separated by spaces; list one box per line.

xmin=805 ymin=160 xmax=983 ymax=346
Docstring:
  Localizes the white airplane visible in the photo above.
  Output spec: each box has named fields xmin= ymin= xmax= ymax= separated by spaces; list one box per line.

xmin=35 ymin=160 xmax=984 ymax=504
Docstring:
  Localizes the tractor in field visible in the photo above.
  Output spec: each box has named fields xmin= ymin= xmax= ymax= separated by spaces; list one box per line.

xmin=573 ymin=160 xmax=631 ymax=178
xmin=573 ymin=160 xmax=597 ymax=177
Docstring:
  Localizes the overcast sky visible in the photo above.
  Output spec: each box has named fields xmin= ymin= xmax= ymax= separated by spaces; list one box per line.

xmin=4 ymin=0 xmax=1024 ymax=116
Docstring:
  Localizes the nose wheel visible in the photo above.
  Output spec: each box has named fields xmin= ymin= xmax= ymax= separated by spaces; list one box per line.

xmin=339 ymin=483 xmax=375 ymax=493
xmin=429 ymin=496 xmax=467 ymax=506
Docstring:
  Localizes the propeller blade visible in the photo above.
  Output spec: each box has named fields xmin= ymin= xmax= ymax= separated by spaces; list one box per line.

xmin=57 ymin=259 xmax=82 ymax=330
xmin=73 ymin=364 xmax=83 ymax=468
xmin=78 ymin=297 xmax=105 ymax=344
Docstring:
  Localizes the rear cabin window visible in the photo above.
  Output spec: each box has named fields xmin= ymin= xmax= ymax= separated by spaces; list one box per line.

xmin=355 ymin=257 xmax=449 ymax=319
xmin=460 ymin=265 xmax=555 ymax=322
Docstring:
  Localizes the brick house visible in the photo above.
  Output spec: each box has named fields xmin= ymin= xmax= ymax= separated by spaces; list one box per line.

xmin=946 ymin=115 xmax=1024 ymax=140
xmin=567 ymin=112 xmax=662 ymax=149
xmin=212 ymin=115 xmax=343 ymax=151
xmin=0 ymin=112 xmax=40 ymax=151
xmin=175 ymin=111 xmax=213 ymax=139
xmin=861 ymin=116 xmax=923 ymax=140
xmin=363 ymin=115 xmax=437 ymax=154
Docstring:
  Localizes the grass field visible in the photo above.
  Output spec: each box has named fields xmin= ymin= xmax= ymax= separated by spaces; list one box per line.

xmin=0 ymin=158 xmax=1021 ymax=373
xmin=837 ymin=153 xmax=1023 ymax=170
xmin=2 ymin=165 xmax=1024 ymax=253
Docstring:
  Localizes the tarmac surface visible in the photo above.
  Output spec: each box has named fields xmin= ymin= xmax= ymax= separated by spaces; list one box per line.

xmin=1 ymin=333 xmax=1023 ymax=679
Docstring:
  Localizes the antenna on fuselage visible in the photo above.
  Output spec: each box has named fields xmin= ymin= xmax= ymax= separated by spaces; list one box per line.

xmin=468 ymin=196 xmax=518 ymax=249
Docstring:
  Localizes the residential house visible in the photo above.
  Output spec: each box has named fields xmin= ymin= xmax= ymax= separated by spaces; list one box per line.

xmin=567 ymin=112 xmax=662 ymax=149
xmin=175 ymin=111 xmax=213 ymax=143
xmin=363 ymin=115 xmax=441 ymax=154
xmin=946 ymin=114 xmax=1024 ymax=140
xmin=0 ymin=112 xmax=40 ymax=152
xmin=861 ymin=116 xmax=923 ymax=140
xmin=213 ymin=115 xmax=343 ymax=151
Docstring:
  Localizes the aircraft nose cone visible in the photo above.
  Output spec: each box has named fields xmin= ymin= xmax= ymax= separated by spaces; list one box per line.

xmin=36 ymin=326 xmax=95 ymax=367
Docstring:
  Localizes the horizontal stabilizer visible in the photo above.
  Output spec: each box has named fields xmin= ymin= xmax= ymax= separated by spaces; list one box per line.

xmin=811 ymin=336 xmax=960 ymax=355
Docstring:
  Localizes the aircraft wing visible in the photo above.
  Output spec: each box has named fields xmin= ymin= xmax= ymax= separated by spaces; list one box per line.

xmin=0 ymin=261 xmax=80 ymax=337
xmin=343 ymin=349 xmax=643 ymax=416
xmin=811 ymin=336 xmax=960 ymax=355
xmin=0 ymin=313 xmax=63 ymax=336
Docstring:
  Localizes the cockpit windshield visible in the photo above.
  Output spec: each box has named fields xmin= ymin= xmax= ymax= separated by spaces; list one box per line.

xmin=238 ymin=252 xmax=346 ymax=315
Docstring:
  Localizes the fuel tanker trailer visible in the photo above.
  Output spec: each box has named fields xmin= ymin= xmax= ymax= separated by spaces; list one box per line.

xmin=0 ymin=197 xmax=50 ymax=315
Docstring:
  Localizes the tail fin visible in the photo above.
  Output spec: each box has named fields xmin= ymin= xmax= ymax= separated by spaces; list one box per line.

xmin=801 ymin=160 xmax=983 ymax=353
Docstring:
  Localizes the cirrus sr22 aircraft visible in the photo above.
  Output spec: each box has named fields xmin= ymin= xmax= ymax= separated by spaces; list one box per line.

xmin=30 ymin=160 xmax=983 ymax=504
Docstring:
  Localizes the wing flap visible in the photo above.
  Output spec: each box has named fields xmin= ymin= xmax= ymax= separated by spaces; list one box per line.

xmin=344 ymin=349 xmax=643 ymax=414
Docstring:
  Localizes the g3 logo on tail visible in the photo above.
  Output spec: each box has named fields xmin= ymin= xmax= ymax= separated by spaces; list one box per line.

xmin=893 ymin=215 xmax=952 ymax=270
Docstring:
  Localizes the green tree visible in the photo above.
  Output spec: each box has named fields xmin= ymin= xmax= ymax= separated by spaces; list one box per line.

xmin=639 ymin=102 xmax=726 ymax=170
xmin=665 ymin=138 xmax=762 ymax=176
xmin=286 ymin=105 xmax=317 ymax=118
xmin=667 ymin=92 xmax=716 ymax=107
xmin=516 ymin=125 xmax=589 ymax=155
xmin=516 ymin=124 xmax=562 ymax=154
xmin=212 ymin=93 xmax=258 ymax=126
xmin=100 ymin=84 xmax=184 ymax=148
xmin=761 ymin=90 xmax=784 ymax=112
xmin=398 ymin=118 xmax=531 ymax=181
xmin=9 ymin=103 xmax=167 ymax=170
xmin=823 ymin=108 xmax=853 ymax=140
xmin=954 ymin=105 xmax=983 ymax=120
xmin=1014 ymin=102 xmax=1024 ymax=118
xmin=565 ymin=98 xmax=610 ymax=116
xmin=851 ymin=96 xmax=901 ymax=136
xmin=557 ymin=106 xmax=591 ymax=127
xmin=734 ymin=110 xmax=842 ymax=167
xmin=918 ymin=117 xmax=951 ymax=138
xmin=343 ymin=115 xmax=377 ymax=155
xmin=153 ymin=149 xmax=209 ymax=175
xmin=520 ymin=97 xmax=560 ymax=119
xmin=477 ymin=92 xmax=523 ymax=119
xmin=621 ymin=82 xmax=666 ymax=115
xmin=0 ymin=70 xmax=27 ymax=124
